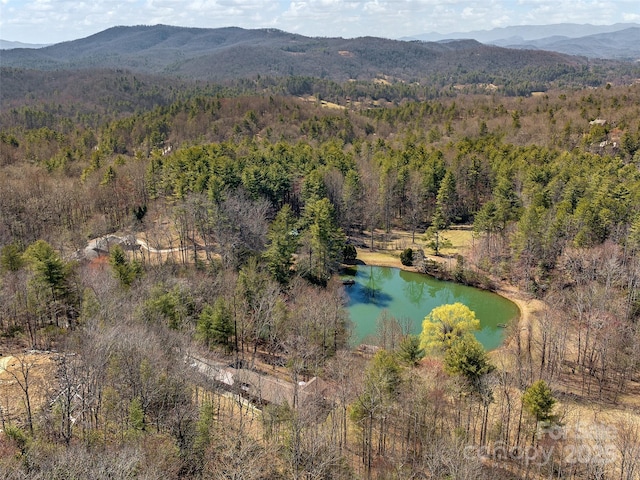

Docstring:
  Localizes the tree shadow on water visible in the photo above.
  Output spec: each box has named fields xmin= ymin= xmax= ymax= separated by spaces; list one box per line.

xmin=344 ymin=282 xmax=393 ymax=308
xmin=343 ymin=265 xmax=394 ymax=307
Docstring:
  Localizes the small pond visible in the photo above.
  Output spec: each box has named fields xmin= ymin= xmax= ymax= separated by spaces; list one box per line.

xmin=343 ymin=265 xmax=520 ymax=350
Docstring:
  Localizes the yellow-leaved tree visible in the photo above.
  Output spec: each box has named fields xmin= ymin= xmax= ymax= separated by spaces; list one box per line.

xmin=420 ymin=302 xmax=480 ymax=353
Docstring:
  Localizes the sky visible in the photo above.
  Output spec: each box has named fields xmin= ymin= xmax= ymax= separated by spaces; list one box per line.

xmin=1 ymin=0 xmax=639 ymax=44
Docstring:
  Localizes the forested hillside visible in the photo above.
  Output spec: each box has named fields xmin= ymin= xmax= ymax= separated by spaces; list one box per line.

xmin=1 ymin=47 xmax=640 ymax=479
xmin=3 ymin=24 xmax=639 ymax=90
xmin=501 ymin=27 xmax=640 ymax=60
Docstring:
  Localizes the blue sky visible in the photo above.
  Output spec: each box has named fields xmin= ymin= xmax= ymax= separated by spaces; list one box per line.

xmin=1 ymin=0 xmax=639 ymax=44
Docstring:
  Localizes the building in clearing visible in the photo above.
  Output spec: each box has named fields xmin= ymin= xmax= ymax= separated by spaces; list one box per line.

xmin=189 ymin=355 xmax=330 ymax=408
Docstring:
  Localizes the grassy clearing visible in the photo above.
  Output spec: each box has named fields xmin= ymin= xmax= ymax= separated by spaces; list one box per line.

xmin=351 ymin=226 xmax=475 ymax=274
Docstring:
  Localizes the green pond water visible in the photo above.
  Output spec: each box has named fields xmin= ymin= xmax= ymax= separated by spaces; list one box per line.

xmin=343 ymin=265 xmax=520 ymax=350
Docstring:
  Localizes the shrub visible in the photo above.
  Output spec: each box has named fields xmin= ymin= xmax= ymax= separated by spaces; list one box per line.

xmin=343 ymin=244 xmax=357 ymax=264
xmin=4 ymin=425 xmax=29 ymax=454
xmin=400 ymin=248 xmax=413 ymax=266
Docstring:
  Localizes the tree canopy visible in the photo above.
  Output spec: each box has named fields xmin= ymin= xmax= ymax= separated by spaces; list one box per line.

xmin=444 ymin=334 xmax=495 ymax=388
xmin=420 ymin=303 xmax=480 ymax=353
xmin=522 ymin=380 xmax=556 ymax=423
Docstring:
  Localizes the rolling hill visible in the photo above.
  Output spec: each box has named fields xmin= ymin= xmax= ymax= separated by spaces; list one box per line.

xmin=0 ymin=40 xmax=50 ymax=50
xmin=498 ymin=27 xmax=640 ymax=60
xmin=406 ymin=23 xmax=638 ymax=43
xmin=0 ymin=24 xmax=602 ymax=83
xmin=405 ymin=23 xmax=640 ymax=61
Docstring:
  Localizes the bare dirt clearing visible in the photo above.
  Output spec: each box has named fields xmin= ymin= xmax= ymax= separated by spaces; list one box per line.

xmin=0 ymin=351 xmax=56 ymax=429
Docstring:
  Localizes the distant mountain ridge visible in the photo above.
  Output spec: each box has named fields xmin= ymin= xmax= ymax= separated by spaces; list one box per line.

xmin=496 ymin=27 xmax=640 ymax=60
xmin=0 ymin=24 xmax=604 ymax=84
xmin=0 ymin=39 xmax=49 ymax=50
xmin=405 ymin=23 xmax=640 ymax=60
xmin=406 ymin=23 xmax=637 ymax=42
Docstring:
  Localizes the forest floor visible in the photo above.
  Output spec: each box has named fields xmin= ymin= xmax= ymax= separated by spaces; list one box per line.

xmin=0 ymin=351 xmax=56 ymax=430
xmin=352 ymin=230 xmax=640 ymax=476
xmin=80 ymin=224 xmax=640 ymax=405
xmin=83 ymin=224 xmax=542 ymax=358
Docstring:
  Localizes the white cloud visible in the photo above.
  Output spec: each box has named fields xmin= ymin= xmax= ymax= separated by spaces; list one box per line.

xmin=623 ymin=13 xmax=640 ymax=22
xmin=517 ymin=0 xmax=625 ymax=25
xmin=0 ymin=0 xmax=638 ymax=43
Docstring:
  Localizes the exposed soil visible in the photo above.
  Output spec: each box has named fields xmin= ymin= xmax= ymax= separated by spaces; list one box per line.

xmin=0 ymin=351 xmax=56 ymax=429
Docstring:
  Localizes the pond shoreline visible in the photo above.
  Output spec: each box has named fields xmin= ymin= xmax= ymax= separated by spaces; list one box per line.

xmin=351 ymin=248 xmax=544 ymax=352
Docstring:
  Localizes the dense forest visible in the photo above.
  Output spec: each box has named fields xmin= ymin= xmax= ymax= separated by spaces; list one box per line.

xmin=1 ymin=44 xmax=640 ymax=480
xmin=4 ymin=24 xmax=638 ymax=87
